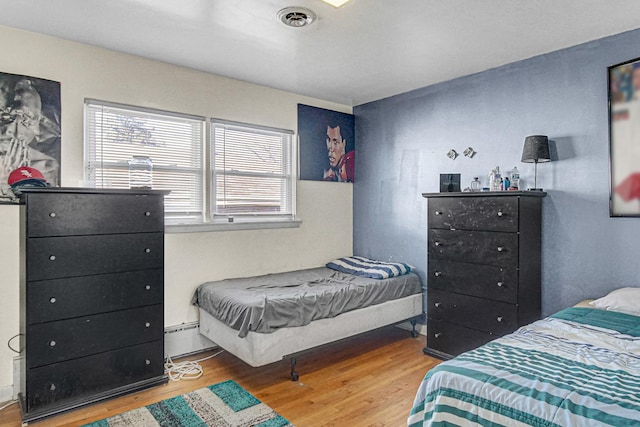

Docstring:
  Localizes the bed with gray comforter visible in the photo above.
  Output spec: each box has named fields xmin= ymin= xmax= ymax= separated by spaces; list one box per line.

xmin=192 ymin=266 xmax=422 ymax=338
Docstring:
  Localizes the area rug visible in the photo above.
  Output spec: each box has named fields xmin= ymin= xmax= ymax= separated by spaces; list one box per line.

xmin=82 ymin=380 xmax=295 ymax=427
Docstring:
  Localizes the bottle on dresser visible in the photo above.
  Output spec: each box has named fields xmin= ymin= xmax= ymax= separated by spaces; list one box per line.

xmin=490 ymin=166 xmax=502 ymax=191
xmin=509 ymin=166 xmax=520 ymax=190
xmin=470 ymin=177 xmax=482 ymax=192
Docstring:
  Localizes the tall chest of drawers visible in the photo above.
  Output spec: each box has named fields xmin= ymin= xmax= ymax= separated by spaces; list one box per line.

xmin=421 ymin=192 xmax=545 ymax=359
xmin=19 ymin=188 xmax=168 ymax=423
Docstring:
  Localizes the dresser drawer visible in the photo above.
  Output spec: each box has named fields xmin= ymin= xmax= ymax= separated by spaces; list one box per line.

xmin=27 ymin=269 xmax=163 ymax=324
xmin=428 ymin=197 xmax=518 ymax=232
xmin=25 ymin=340 xmax=164 ymax=412
xmin=26 ymin=233 xmax=163 ymax=281
xmin=426 ymin=319 xmax=493 ymax=357
xmin=27 ymin=305 xmax=163 ymax=368
xmin=428 ymin=289 xmax=516 ymax=335
xmin=428 ymin=259 xmax=517 ymax=303
xmin=24 ymin=192 xmax=164 ymax=237
xmin=429 ymin=229 xmax=517 ymax=266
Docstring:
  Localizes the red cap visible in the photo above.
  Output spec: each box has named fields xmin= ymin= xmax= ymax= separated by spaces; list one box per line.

xmin=8 ymin=166 xmax=47 ymax=187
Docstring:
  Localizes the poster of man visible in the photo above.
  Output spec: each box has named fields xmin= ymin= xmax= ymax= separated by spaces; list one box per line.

xmin=298 ymin=104 xmax=355 ymax=183
xmin=0 ymin=72 xmax=61 ymax=199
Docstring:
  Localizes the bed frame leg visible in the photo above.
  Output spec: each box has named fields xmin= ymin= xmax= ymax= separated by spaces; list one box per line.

xmin=410 ymin=319 xmax=418 ymax=338
xmin=290 ymin=357 xmax=299 ymax=381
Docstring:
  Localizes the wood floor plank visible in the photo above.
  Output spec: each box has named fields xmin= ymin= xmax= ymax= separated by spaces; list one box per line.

xmin=0 ymin=326 xmax=440 ymax=427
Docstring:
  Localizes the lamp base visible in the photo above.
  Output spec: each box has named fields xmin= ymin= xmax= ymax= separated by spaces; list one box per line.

xmin=527 ymin=188 xmax=544 ymax=192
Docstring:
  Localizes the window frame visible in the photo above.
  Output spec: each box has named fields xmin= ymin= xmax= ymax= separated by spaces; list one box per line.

xmin=210 ymin=118 xmax=297 ymax=225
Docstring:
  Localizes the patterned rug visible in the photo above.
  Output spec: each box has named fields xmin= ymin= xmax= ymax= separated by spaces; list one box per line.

xmin=82 ymin=380 xmax=295 ymax=427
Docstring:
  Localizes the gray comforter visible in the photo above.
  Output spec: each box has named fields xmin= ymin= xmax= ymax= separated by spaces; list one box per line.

xmin=192 ymin=267 xmax=421 ymax=337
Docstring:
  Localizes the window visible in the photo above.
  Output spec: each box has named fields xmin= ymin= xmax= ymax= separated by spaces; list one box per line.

xmin=84 ymin=100 xmax=298 ymax=230
xmin=211 ymin=120 xmax=295 ymax=223
xmin=84 ymin=100 xmax=204 ymax=223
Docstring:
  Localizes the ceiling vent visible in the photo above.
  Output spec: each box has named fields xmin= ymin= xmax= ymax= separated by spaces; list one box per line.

xmin=277 ymin=7 xmax=316 ymax=27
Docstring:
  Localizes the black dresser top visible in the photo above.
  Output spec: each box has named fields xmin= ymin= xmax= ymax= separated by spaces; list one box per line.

xmin=422 ymin=191 xmax=546 ymax=199
xmin=19 ymin=187 xmax=170 ymax=197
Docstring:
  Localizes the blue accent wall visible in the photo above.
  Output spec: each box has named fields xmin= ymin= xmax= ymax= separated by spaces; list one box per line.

xmin=353 ymin=28 xmax=640 ymax=317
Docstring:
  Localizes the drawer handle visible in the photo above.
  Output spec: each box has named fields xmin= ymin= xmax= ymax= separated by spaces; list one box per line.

xmin=49 ymin=383 xmax=56 ymax=391
xmin=145 ymin=285 xmax=151 ymax=290
xmin=434 ymin=211 xmax=443 ymax=216
xmin=145 ymin=248 xmax=151 ymax=253
xmin=497 ymin=281 xmax=504 ymax=287
xmin=49 ymin=255 xmax=56 ymax=261
xmin=49 ymin=340 xmax=56 ymax=347
xmin=434 ymin=241 xmax=442 ymax=247
xmin=50 ymin=297 xmax=56 ymax=304
xmin=145 ymin=359 xmax=151 ymax=365
xmin=434 ymin=333 xmax=442 ymax=338
xmin=145 ymin=322 xmax=151 ymax=328
xmin=49 ymin=212 xmax=56 ymax=218
xmin=434 ymin=302 xmax=441 ymax=308
xmin=497 ymin=316 xmax=503 ymax=323
xmin=145 ymin=211 xmax=151 ymax=216
xmin=434 ymin=271 xmax=442 ymax=277
xmin=497 ymin=210 xmax=503 ymax=217
xmin=497 ymin=246 xmax=504 ymax=252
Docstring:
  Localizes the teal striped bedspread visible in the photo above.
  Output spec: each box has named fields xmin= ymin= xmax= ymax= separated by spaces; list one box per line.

xmin=408 ymin=307 xmax=640 ymax=426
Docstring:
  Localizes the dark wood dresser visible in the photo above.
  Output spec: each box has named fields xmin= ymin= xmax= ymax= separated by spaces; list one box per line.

xmin=421 ymin=191 xmax=545 ymax=359
xmin=19 ymin=188 xmax=168 ymax=423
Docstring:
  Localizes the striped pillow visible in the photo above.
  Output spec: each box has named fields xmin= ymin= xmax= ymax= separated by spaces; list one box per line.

xmin=326 ymin=256 xmax=413 ymax=279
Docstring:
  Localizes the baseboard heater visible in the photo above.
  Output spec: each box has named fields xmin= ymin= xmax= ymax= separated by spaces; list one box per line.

xmin=164 ymin=322 xmax=217 ymax=359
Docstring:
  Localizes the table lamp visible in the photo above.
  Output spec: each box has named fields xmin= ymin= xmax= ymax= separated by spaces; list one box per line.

xmin=521 ymin=135 xmax=551 ymax=191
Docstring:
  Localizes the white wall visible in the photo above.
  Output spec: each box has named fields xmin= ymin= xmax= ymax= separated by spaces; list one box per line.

xmin=0 ymin=205 xmax=20 ymax=399
xmin=0 ymin=25 xmax=353 ymax=391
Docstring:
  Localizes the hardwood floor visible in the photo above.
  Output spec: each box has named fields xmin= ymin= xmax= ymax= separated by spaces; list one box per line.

xmin=0 ymin=326 xmax=440 ymax=427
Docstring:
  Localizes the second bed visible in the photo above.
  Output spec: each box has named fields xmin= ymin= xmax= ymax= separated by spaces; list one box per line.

xmin=192 ymin=257 xmax=423 ymax=378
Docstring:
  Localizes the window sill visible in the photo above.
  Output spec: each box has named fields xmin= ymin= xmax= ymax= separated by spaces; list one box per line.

xmin=165 ymin=219 xmax=302 ymax=233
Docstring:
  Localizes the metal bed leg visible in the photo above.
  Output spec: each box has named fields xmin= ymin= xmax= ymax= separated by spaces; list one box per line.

xmin=410 ymin=319 xmax=418 ymax=338
xmin=290 ymin=357 xmax=299 ymax=381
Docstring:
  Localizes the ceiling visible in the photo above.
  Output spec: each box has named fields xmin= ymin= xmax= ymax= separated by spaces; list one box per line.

xmin=1 ymin=0 xmax=640 ymax=106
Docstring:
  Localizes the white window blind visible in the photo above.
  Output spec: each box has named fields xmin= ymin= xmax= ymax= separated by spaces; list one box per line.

xmin=211 ymin=120 xmax=295 ymax=221
xmin=84 ymin=100 xmax=204 ymax=223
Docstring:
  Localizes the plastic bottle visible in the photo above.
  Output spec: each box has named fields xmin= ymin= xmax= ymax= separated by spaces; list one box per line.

xmin=128 ymin=156 xmax=153 ymax=189
xmin=488 ymin=168 xmax=496 ymax=190
xmin=510 ymin=166 xmax=520 ymax=190
xmin=491 ymin=167 xmax=502 ymax=191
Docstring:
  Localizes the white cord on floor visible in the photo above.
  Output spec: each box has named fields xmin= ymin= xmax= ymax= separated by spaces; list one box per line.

xmin=0 ymin=399 xmax=17 ymax=411
xmin=164 ymin=349 xmax=225 ymax=382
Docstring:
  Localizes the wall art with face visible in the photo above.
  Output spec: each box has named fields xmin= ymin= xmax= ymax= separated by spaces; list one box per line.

xmin=298 ymin=104 xmax=354 ymax=183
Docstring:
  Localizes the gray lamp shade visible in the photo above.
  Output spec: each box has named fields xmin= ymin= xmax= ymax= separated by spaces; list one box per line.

xmin=521 ymin=135 xmax=551 ymax=163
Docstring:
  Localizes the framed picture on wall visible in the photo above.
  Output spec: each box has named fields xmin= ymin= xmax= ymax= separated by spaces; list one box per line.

xmin=298 ymin=104 xmax=355 ymax=182
xmin=609 ymin=57 xmax=640 ymax=216
xmin=0 ymin=72 xmax=61 ymax=200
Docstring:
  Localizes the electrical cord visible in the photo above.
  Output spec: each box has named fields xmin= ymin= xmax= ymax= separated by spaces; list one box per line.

xmin=7 ymin=334 xmax=22 ymax=354
xmin=164 ymin=349 xmax=224 ymax=382
xmin=0 ymin=399 xmax=17 ymax=411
